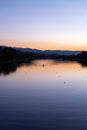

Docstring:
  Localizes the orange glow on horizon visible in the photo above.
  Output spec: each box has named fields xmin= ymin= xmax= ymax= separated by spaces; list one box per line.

xmin=0 ymin=40 xmax=87 ymax=51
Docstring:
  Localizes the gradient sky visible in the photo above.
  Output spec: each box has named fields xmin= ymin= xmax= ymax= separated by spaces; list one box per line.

xmin=0 ymin=0 xmax=87 ymax=50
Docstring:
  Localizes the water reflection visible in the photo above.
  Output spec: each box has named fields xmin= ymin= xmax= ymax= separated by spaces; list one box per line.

xmin=0 ymin=60 xmax=33 ymax=76
xmin=0 ymin=60 xmax=87 ymax=130
xmin=77 ymin=60 xmax=87 ymax=67
xmin=0 ymin=59 xmax=87 ymax=76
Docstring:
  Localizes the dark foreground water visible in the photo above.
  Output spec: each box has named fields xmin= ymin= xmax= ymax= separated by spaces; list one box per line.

xmin=0 ymin=60 xmax=87 ymax=130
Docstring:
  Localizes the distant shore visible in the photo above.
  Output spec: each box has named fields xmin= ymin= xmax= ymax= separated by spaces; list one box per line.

xmin=0 ymin=45 xmax=87 ymax=66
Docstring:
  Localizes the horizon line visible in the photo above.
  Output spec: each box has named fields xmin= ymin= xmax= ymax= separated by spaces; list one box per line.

xmin=0 ymin=44 xmax=86 ymax=52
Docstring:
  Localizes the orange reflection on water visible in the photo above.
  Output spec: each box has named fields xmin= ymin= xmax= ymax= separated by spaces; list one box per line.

xmin=15 ymin=60 xmax=81 ymax=77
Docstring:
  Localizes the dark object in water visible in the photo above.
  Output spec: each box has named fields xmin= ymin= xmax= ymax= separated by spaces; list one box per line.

xmin=42 ymin=64 xmax=44 ymax=67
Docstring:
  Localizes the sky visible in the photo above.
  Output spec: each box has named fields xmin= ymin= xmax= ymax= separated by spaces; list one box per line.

xmin=0 ymin=0 xmax=87 ymax=50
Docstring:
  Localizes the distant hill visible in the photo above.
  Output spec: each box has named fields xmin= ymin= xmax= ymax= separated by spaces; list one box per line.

xmin=1 ymin=45 xmax=87 ymax=63
xmin=11 ymin=46 xmax=80 ymax=56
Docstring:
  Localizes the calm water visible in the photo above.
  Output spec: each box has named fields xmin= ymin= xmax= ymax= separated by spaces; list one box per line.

xmin=0 ymin=60 xmax=87 ymax=130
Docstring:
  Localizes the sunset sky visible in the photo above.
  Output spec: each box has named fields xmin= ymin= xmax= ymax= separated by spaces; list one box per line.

xmin=0 ymin=0 xmax=87 ymax=50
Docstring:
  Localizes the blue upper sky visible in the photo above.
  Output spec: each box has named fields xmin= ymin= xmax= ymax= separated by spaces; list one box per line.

xmin=0 ymin=0 xmax=87 ymax=50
